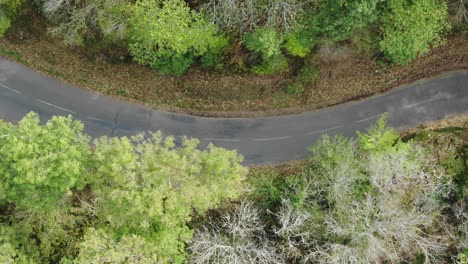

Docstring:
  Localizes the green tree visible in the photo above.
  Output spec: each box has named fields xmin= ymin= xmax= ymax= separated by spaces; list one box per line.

xmin=84 ymin=132 xmax=246 ymax=263
xmin=320 ymin=0 xmax=383 ymax=41
xmin=0 ymin=113 xmax=89 ymax=212
xmin=74 ymin=228 xmax=158 ymax=264
xmin=128 ymin=0 xmax=227 ymax=74
xmin=379 ymin=0 xmax=449 ymax=65
xmin=0 ymin=0 xmax=22 ymax=36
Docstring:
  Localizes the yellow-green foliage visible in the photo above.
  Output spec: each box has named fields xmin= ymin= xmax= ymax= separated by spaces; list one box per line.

xmin=129 ymin=0 xmax=226 ymax=74
xmin=380 ymin=0 xmax=449 ymax=65
xmin=0 ymin=113 xmax=89 ymax=211
xmin=0 ymin=0 xmax=21 ymax=36
xmin=0 ymin=113 xmax=247 ymax=263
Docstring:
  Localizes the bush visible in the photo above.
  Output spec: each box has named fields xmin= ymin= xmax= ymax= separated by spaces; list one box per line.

xmin=244 ymin=27 xmax=289 ymax=74
xmin=252 ymin=54 xmax=289 ymax=75
xmin=379 ymin=0 xmax=450 ymax=65
xmin=284 ymin=31 xmax=315 ymax=58
xmin=151 ymin=52 xmax=195 ymax=75
xmin=286 ymin=63 xmax=319 ymax=94
xmin=457 ymin=249 xmax=468 ymax=264
xmin=200 ymin=35 xmax=229 ymax=69
xmin=129 ymin=0 xmax=226 ymax=75
xmin=349 ymin=27 xmax=379 ymax=57
xmin=244 ymin=28 xmax=283 ymax=59
xmin=312 ymin=0 xmax=383 ymax=42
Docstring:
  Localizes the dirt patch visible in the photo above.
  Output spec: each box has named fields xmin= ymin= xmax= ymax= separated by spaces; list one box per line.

xmin=0 ymin=24 xmax=467 ymax=117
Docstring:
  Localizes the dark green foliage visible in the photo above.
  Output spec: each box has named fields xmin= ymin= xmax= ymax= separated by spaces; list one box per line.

xmin=0 ymin=0 xmax=22 ymax=37
xmin=286 ymin=63 xmax=319 ymax=94
xmin=308 ymin=0 xmax=383 ymax=42
xmin=200 ymin=35 xmax=229 ymax=69
xmin=152 ymin=52 xmax=195 ymax=76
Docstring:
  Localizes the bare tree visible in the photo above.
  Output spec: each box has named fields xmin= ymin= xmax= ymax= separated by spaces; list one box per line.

xmin=448 ymin=0 xmax=468 ymax=27
xmin=189 ymin=200 xmax=283 ymax=264
xmin=43 ymin=0 xmax=129 ymax=45
xmin=202 ymin=0 xmax=306 ymax=34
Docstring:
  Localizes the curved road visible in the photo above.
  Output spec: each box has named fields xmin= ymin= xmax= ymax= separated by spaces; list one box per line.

xmin=0 ymin=58 xmax=467 ymax=165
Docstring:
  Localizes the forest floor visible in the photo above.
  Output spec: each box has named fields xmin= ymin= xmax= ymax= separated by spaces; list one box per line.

xmin=0 ymin=19 xmax=467 ymax=117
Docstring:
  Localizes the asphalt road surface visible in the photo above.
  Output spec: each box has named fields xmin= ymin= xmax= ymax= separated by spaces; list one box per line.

xmin=1 ymin=58 xmax=467 ymax=165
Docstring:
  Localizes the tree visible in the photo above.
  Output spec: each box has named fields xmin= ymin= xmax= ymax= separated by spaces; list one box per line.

xmin=314 ymin=0 xmax=384 ymax=42
xmin=202 ymin=0 xmax=306 ymax=35
xmin=42 ymin=0 xmax=131 ymax=46
xmin=0 ymin=113 xmax=247 ymax=263
xmin=84 ymin=132 xmax=246 ymax=263
xmin=379 ymin=0 xmax=449 ymax=65
xmin=74 ymin=228 xmax=158 ymax=264
xmin=0 ymin=0 xmax=22 ymax=37
xmin=447 ymin=0 xmax=468 ymax=29
xmin=189 ymin=200 xmax=282 ymax=264
xmin=0 ymin=113 xmax=89 ymax=212
xmin=128 ymin=0 xmax=227 ymax=74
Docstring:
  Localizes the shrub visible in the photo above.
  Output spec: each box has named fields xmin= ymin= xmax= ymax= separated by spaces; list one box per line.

xmin=200 ymin=35 xmax=229 ymax=69
xmin=349 ymin=27 xmax=379 ymax=57
xmin=313 ymin=0 xmax=383 ymax=42
xmin=457 ymin=249 xmax=468 ymax=264
xmin=284 ymin=31 xmax=314 ymax=58
xmin=244 ymin=27 xmax=288 ymax=74
xmin=286 ymin=63 xmax=319 ymax=94
xmin=151 ymin=51 xmax=195 ymax=76
xmin=244 ymin=28 xmax=283 ymax=59
xmin=252 ymin=54 xmax=289 ymax=75
xmin=379 ymin=0 xmax=450 ymax=65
